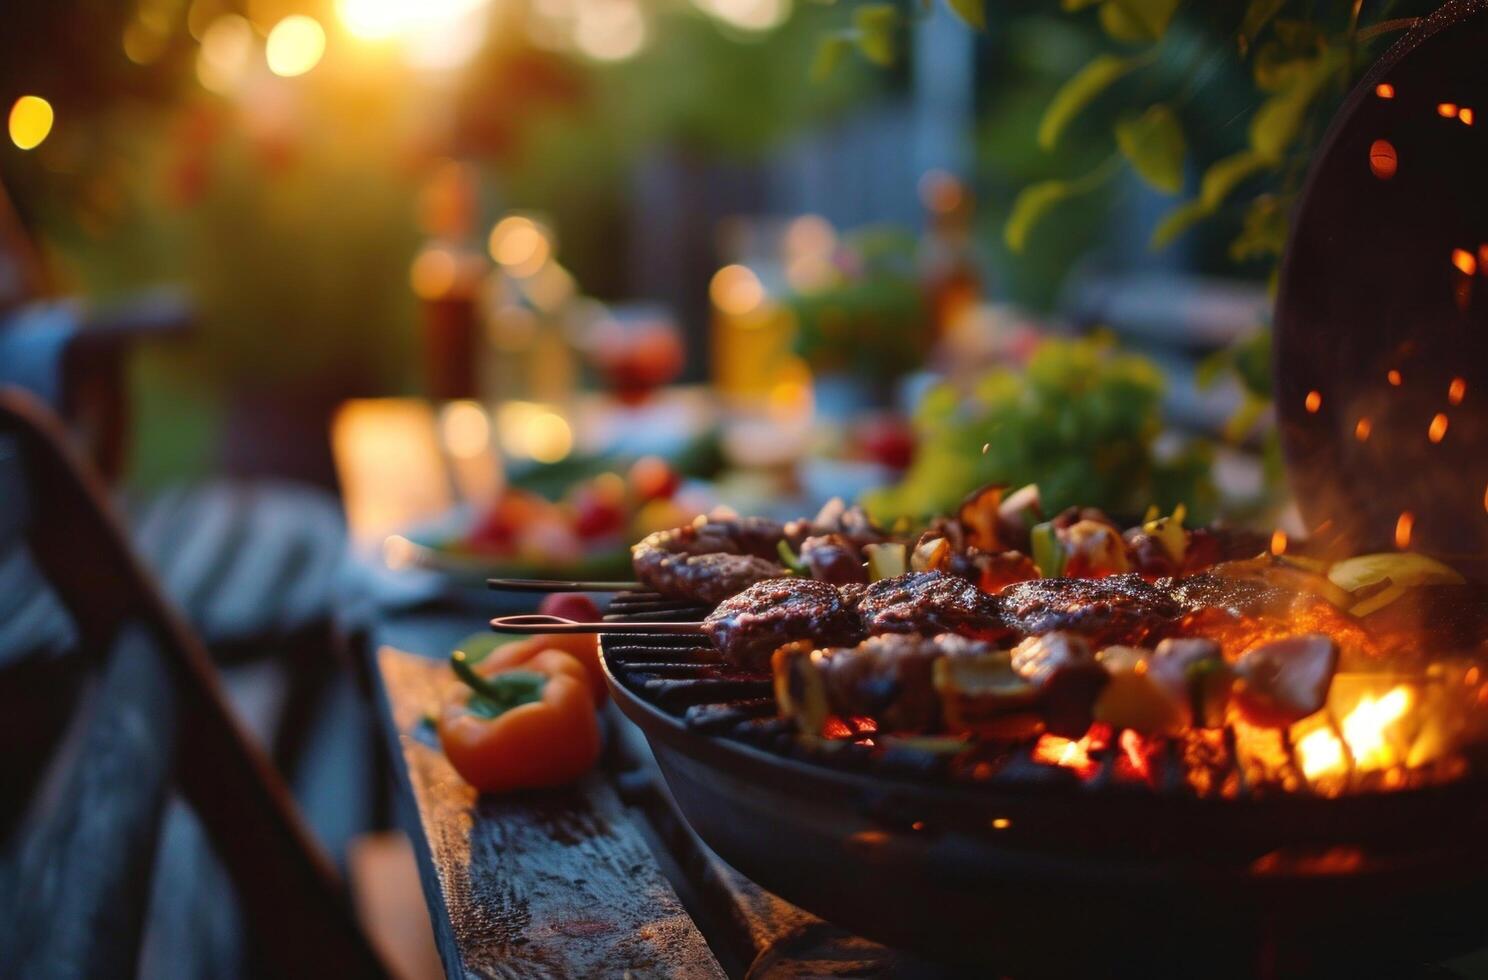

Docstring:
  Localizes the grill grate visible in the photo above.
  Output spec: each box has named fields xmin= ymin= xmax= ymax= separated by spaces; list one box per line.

xmin=598 ymin=591 xmax=1282 ymax=798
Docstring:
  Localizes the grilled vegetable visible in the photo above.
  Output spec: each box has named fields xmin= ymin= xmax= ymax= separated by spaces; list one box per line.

xmin=933 ymin=651 xmax=1041 ymax=738
xmin=1061 ymin=519 xmax=1131 ymax=578
xmin=865 ymin=542 xmax=908 ymax=582
xmin=1327 ymin=553 xmax=1465 ymax=618
xmin=773 ymin=641 xmax=830 ymax=735
xmin=777 ymin=539 xmax=809 ymax=575
xmin=1011 ymin=632 xmax=1109 ymax=737
xmin=439 ymin=649 xmax=600 ymax=793
xmin=1232 ymin=634 xmax=1339 ymax=727
xmin=1030 ymin=521 xmax=1065 ymax=578
xmin=911 ymin=536 xmax=952 ymax=572
xmin=996 ymin=483 xmax=1043 ymax=551
xmin=957 ymin=484 xmax=1005 ymax=552
xmin=1149 ymin=637 xmax=1231 ymax=728
xmin=1092 ymin=646 xmax=1187 ymax=735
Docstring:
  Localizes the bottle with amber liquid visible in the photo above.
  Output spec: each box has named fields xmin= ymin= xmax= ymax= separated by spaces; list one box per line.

xmin=917 ymin=170 xmax=982 ymax=340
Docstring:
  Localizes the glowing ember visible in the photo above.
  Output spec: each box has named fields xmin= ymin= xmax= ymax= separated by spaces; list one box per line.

xmin=1375 ymin=83 xmax=1395 ymax=99
xmin=1388 ymin=369 xmax=1403 ymax=386
xmin=1032 ymin=733 xmax=1097 ymax=778
xmin=1305 ymin=390 xmax=1322 ymax=413
xmin=1439 ymin=102 xmax=1460 ymax=118
xmin=1270 ymin=529 xmax=1288 ymax=556
xmin=1429 ymin=412 xmax=1449 ymax=443
xmin=1354 ymin=417 xmax=1372 ymax=441
xmin=1368 ymin=139 xmax=1397 ymax=180
xmin=1462 ymin=108 xmax=1476 ymax=126
xmin=1453 ymin=248 xmax=1478 ymax=276
xmin=1449 ymin=378 xmax=1467 ymax=405
xmin=1396 ymin=511 xmax=1414 ymax=549
xmin=991 ymin=817 xmax=1011 ymax=830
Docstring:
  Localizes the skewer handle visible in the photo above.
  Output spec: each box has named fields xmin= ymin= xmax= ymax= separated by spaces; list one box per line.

xmin=487 ymin=578 xmax=641 ymax=593
xmin=489 ymin=613 xmax=704 ymax=634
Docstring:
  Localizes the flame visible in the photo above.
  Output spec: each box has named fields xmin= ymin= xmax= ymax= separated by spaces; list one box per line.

xmin=1396 ymin=511 xmax=1414 ymax=549
xmin=1439 ymin=103 xmax=1460 ymax=118
xmin=1462 ymin=108 xmax=1476 ymax=127
xmin=1270 ymin=529 xmax=1288 ymax=556
xmin=1295 ymin=685 xmax=1415 ymax=781
xmin=1032 ymin=733 xmax=1098 ymax=778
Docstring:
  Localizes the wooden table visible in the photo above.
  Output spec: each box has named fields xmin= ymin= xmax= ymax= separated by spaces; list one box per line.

xmin=368 ymin=615 xmax=966 ymax=979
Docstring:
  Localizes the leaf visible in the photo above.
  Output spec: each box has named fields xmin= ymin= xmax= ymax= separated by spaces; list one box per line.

xmin=1038 ymin=54 xmax=1140 ymax=151
xmin=811 ymin=34 xmax=851 ymax=81
xmin=1005 ymin=181 xmax=1075 ymax=254
xmin=1228 ymin=193 xmax=1290 ymax=262
xmin=1223 ymin=393 xmax=1269 ymax=444
xmin=1115 ymin=104 xmax=1186 ymax=194
xmin=1062 ymin=0 xmax=1103 ymax=9
xmin=945 ymin=0 xmax=985 ymax=30
xmin=1150 ymin=150 xmax=1269 ymax=248
xmin=1238 ymin=0 xmax=1287 ymax=51
xmin=1250 ymin=46 xmax=1340 ymax=161
xmin=1198 ymin=149 xmax=1269 ymax=209
xmin=1149 ymin=199 xmax=1209 ymax=250
xmin=1098 ymin=0 xmax=1179 ymax=44
xmin=853 ymin=3 xmax=897 ymax=66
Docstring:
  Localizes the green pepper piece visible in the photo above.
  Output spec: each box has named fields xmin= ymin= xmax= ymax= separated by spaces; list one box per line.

xmin=1030 ymin=521 xmax=1066 ymax=578
xmin=777 ymin=539 xmax=808 ymax=574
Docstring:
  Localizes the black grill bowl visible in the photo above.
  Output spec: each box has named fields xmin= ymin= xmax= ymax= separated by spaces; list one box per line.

xmin=602 ymin=625 xmax=1488 ymax=977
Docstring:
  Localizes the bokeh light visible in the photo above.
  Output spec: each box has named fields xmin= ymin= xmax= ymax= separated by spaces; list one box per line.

xmin=574 ymin=0 xmax=647 ymax=62
xmin=410 ymin=249 xmax=458 ymax=300
xmin=197 ymin=14 xmax=255 ymax=94
xmin=8 ymin=96 xmax=54 ymax=151
xmin=266 ymin=15 xmax=326 ymax=77
xmin=710 ymin=264 xmax=765 ymax=316
xmin=488 ymin=216 xmax=553 ymax=277
xmin=440 ymin=400 xmax=491 ymax=459
xmin=694 ymin=0 xmax=791 ymax=32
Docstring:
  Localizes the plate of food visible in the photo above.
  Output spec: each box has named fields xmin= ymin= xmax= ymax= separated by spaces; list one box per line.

xmin=391 ymin=456 xmax=706 ymax=587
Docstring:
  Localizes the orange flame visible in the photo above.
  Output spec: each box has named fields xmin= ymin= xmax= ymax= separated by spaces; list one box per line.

xmin=1462 ymin=107 xmax=1476 ymax=126
xmin=1296 ymin=686 xmax=1415 ymax=781
xmin=1439 ymin=103 xmax=1460 ymax=118
xmin=1388 ymin=369 xmax=1403 ymax=386
xmin=1270 ymin=529 xmax=1288 ymax=556
xmin=1396 ymin=511 xmax=1414 ymax=549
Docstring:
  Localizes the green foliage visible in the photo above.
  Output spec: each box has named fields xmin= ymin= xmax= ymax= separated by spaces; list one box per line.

xmin=1037 ymin=53 xmax=1142 ymax=150
xmin=864 ymin=336 xmax=1216 ymax=522
xmin=853 ymin=4 xmax=900 ymax=65
xmin=1150 ymin=149 xmax=1269 ymax=248
xmin=1115 ymin=104 xmax=1185 ymax=194
xmin=1004 ymin=154 xmax=1117 ymax=253
xmin=1097 ymin=0 xmax=1180 ymax=44
xmin=945 ymin=0 xmax=987 ymax=31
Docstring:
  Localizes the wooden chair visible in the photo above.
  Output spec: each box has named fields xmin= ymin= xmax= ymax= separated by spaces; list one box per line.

xmin=0 ymin=388 xmax=388 ymax=978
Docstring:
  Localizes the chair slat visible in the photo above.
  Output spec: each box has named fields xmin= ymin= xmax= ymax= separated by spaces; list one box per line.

xmin=3 ymin=626 xmax=176 ymax=979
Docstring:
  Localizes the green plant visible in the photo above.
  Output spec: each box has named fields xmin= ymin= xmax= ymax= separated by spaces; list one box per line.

xmin=864 ymin=334 xmax=1216 ymax=523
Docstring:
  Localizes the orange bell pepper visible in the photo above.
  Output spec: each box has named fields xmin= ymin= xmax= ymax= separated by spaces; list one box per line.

xmin=438 ymin=649 xmax=600 ymax=793
xmin=473 ymin=633 xmax=606 ymax=704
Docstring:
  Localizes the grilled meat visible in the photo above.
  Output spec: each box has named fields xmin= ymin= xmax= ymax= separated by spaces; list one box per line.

xmin=1158 ymin=571 xmax=1296 ymax=618
xmin=774 ymin=633 xmax=1007 ymax=735
xmin=1000 ymin=574 xmax=1180 ymax=646
xmin=704 ymin=578 xmax=865 ymax=671
xmin=858 ymin=571 xmax=1011 ymax=640
xmin=1010 ymin=632 xmax=1109 ymax=737
xmin=800 ymin=534 xmax=869 ymax=585
xmin=633 ymin=517 xmax=791 ymax=603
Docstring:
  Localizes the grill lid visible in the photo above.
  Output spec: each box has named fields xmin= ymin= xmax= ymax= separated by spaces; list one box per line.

xmin=1277 ymin=0 xmax=1488 ymax=579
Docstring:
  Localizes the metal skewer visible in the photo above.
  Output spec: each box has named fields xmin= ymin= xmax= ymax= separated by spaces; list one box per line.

xmin=487 ymin=578 xmax=641 ymax=593
xmin=489 ymin=613 xmax=704 ymax=635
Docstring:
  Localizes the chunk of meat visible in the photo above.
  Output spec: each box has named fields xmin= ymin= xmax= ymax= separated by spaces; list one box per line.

xmin=704 ymin=578 xmax=864 ymax=670
xmin=999 ymin=574 xmax=1180 ymax=646
xmin=858 ymin=571 xmax=1010 ymax=640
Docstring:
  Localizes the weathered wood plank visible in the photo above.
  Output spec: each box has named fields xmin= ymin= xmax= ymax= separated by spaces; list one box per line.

xmin=376 ymin=647 xmax=726 ymax=980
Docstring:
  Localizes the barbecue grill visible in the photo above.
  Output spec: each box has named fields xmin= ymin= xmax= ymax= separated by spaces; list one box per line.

xmin=507 ymin=5 xmax=1488 ymax=973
